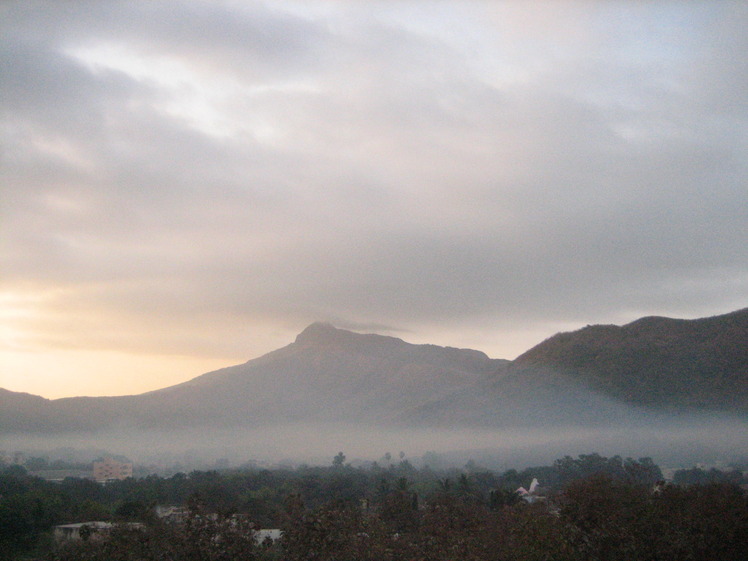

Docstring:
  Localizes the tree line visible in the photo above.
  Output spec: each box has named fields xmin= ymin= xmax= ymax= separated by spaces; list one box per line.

xmin=1 ymin=453 xmax=746 ymax=560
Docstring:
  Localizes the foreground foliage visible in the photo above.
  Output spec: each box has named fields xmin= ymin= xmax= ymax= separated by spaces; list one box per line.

xmin=42 ymin=478 xmax=748 ymax=561
xmin=2 ymin=454 xmax=747 ymax=560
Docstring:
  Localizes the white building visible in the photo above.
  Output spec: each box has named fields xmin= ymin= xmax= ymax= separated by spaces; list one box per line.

xmin=54 ymin=522 xmax=114 ymax=542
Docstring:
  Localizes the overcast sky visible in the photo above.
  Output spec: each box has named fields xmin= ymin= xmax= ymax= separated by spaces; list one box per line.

xmin=2 ymin=1 xmax=746 ymax=399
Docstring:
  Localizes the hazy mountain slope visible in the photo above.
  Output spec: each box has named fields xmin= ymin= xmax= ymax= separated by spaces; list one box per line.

xmin=0 ymin=388 xmax=51 ymax=432
xmin=2 ymin=310 xmax=746 ymax=436
xmin=398 ymin=362 xmax=646 ymax=428
xmin=514 ymin=308 xmax=748 ymax=411
xmin=1 ymin=323 xmax=508 ymax=433
xmin=108 ymin=322 xmax=506 ymax=427
xmin=0 ymin=389 xmax=108 ymax=433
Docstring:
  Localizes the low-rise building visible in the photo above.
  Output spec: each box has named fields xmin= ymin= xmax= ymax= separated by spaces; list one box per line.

xmin=154 ymin=505 xmax=189 ymax=523
xmin=54 ymin=521 xmax=144 ymax=542
xmin=54 ymin=522 xmax=114 ymax=542
xmin=93 ymin=457 xmax=133 ymax=482
xmin=255 ymin=529 xmax=282 ymax=544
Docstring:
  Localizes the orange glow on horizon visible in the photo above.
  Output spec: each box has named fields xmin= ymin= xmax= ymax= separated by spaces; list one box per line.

xmin=0 ymin=348 xmax=238 ymax=399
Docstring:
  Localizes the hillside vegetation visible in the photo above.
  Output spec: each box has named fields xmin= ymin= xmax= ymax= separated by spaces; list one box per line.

xmin=514 ymin=308 xmax=748 ymax=411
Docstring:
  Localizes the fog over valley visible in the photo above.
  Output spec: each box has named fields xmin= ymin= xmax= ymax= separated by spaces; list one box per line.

xmin=6 ymin=416 xmax=748 ymax=471
xmin=3 ymin=312 xmax=747 ymax=470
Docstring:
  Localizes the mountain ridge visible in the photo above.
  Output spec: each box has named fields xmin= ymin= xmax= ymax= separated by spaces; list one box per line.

xmin=514 ymin=307 xmax=748 ymax=411
xmin=1 ymin=308 xmax=746 ymax=435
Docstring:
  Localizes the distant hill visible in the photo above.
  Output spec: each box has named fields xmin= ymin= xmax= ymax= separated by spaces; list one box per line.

xmin=514 ymin=308 xmax=748 ymax=412
xmin=0 ymin=388 xmax=112 ymax=433
xmin=1 ymin=310 xmax=746 ymax=436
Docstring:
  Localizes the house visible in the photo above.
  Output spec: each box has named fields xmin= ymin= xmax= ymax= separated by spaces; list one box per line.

xmin=516 ymin=478 xmax=547 ymax=503
xmin=153 ymin=506 xmax=281 ymax=544
xmin=93 ymin=457 xmax=133 ymax=482
xmin=154 ymin=505 xmax=189 ymax=523
xmin=255 ymin=529 xmax=282 ymax=544
xmin=54 ymin=521 xmax=144 ymax=542
xmin=54 ymin=522 xmax=114 ymax=542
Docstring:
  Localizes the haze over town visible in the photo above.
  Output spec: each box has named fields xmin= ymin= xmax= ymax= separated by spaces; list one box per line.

xmin=1 ymin=1 xmax=746 ymax=399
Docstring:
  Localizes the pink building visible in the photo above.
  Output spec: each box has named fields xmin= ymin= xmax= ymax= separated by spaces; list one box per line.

xmin=93 ymin=457 xmax=133 ymax=482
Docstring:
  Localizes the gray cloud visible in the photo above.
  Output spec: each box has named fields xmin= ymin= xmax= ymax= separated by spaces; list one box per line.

xmin=1 ymin=0 xmax=746 ymax=374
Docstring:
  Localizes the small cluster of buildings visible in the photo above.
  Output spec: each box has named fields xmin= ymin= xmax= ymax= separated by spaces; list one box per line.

xmin=2 ymin=452 xmax=134 ymax=483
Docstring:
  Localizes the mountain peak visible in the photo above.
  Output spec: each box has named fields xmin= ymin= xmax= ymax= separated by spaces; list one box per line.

xmin=294 ymin=322 xmax=347 ymax=345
